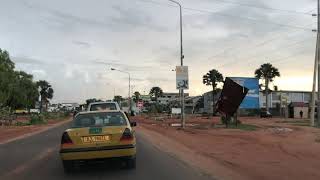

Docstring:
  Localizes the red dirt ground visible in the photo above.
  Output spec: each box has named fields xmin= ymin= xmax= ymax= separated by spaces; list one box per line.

xmin=0 ymin=117 xmax=70 ymax=144
xmin=133 ymin=115 xmax=320 ymax=180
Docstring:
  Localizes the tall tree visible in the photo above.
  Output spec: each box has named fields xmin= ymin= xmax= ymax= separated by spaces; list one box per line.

xmin=113 ymin=96 xmax=123 ymax=104
xmin=254 ymin=63 xmax=280 ymax=111
xmin=0 ymin=48 xmax=41 ymax=111
xmin=203 ymin=69 xmax=224 ymax=115
xmin=133 ymin=91 xmax=141 ymax=103
xmin=0 ymin=48 xmax=15 ymax=108
xmin=7 ymin=71 xmax=39 ymax=110
xmin=36 ymin=80 xmax=54 ymax=112
xmin=149 ymin=87 xmax=163 ymax=103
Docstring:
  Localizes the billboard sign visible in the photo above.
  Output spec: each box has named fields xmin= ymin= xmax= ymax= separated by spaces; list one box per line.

xmin=216 ymin=78 xmax=249 ymax=116
xmin=230 ymin=77 xmax=260 ymax=109
xmin=176 ymin=66 xmax=189 ymax=90
xmin=137 ymin=101 xmax=144 ymax=108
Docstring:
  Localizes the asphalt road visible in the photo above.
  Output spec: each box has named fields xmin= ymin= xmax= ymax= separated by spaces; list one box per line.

xmin=0 ymin=122 xmax=213 ymax=180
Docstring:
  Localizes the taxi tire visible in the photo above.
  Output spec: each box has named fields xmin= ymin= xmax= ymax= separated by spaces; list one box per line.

xmin=62 ymin=160 xmax=74 ymax=173
xmin=126 ymin=157 xmax=136 ymax=169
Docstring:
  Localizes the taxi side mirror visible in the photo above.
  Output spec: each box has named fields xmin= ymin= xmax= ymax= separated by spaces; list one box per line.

xmin=130 ymin=122 xmax=137 ymax=127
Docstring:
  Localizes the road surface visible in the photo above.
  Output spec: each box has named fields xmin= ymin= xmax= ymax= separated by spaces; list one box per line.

xmin=0 ymin=122 xmax=213 ymax=180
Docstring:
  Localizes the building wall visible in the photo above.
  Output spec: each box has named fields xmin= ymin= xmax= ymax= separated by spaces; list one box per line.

xmin=294 ymin=107 xmax=308 ymax=119
xmin=260 ymin=91 xmax=313 ymax=108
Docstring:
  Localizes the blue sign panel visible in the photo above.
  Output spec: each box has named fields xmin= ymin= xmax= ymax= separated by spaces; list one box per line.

xmin=230 ymin=77 xmax=260 ymax=109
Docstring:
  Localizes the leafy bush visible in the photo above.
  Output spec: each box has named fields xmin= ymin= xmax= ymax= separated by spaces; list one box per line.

xmin=29 ymin=114 xmax=46 ymax=125
xmin=220 ymin=116 xmax=232 ymax=124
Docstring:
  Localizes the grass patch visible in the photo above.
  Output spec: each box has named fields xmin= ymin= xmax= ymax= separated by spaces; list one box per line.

xmin=276 ymin=120 xmax=309 ymax=124
xmin=291 ymin=123 xmax=310 ymax=127
xmin=215 ymin=123 xmax=259 ymax=131
xmin=29 ymin=114 xmax=47 ymax=125
xmin=228 ymin=124 xmax=259 ymax=131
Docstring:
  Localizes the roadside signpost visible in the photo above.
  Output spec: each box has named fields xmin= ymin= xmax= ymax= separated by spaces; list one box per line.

xmin=176 ymin=66 xmax=188 ymax=128
xmin=176 ymin=66 xmax=189 ymax=90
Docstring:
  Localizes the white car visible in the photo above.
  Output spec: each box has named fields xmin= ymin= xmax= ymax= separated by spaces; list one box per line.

xmin=30 ymin=109 xmax=40 ymax=114
xmin=87 ymin=102 xmax=121 ymax=111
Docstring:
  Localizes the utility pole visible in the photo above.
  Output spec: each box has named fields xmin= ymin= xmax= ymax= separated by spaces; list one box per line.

xmin=169 ymin=0 xmax=185 ymax=128
xmin=111 ymin=68 xmax=131 ymax=115
xmin=311 ymin=38 xmax=318 ymax=127
xmin=317 ymin=0 xmax=320 ymax=127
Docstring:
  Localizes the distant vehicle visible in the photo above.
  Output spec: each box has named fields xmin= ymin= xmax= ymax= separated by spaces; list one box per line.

xmin=30 ymin=109 xmax=40 ymax=114
xmin=59 ymin=110 xmax=137 ymax=172
xmin=47 ymin=106 xmax=58 ymax=112
xmin=87 ymin=102 xmax=121 ymax=111
xmin=260 ymin=111 xmax=272 ymax=118
xmin=14 ymin=109 xmax=28 ymax=114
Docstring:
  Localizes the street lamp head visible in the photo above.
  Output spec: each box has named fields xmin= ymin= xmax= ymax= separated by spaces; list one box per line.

xmin=111 ymin=68 xmax=115 ymax=71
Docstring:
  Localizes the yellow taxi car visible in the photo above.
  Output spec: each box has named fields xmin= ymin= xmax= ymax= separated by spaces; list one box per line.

xmin=60 ymin=110 xmax=136 ymax=172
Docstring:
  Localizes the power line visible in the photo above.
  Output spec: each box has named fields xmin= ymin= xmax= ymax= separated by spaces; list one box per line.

xmin=210 ymin=0 xmax=314 ymax=15
xmin=206 ymin=18 xmax=315 ymax=62
xmin=135 ymin=0 xmax=314 ymax=31
xmin=217 ymin=35 xmax=314 ymax=69
xmin=184 ymin=7 xmax=313 ymax=31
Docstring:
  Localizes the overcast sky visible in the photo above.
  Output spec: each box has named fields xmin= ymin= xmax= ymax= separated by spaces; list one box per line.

xmin=0 ymin=0 xmax=317 ymax=103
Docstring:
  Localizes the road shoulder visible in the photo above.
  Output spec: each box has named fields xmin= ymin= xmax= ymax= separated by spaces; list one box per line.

xmin=0 ymin=118 xmax=71 ymax=145
xmin=136 ymin=125 xmax=244 ymax=180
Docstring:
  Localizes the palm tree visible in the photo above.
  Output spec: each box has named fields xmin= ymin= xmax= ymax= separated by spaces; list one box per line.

xmin=203 ymin=69 xmax=224 ymax=115
xmin=133 ymin=91 xmax=141 ymax=103
xmin=149 ymin=87 xmax=163 ymax=103
xmin=254 ymin=63 xmax=280 ymax=111
xmin=36 ymin=80 xmax=54 ymax=112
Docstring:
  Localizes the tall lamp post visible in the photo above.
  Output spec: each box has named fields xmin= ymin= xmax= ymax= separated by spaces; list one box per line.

xmin=168 ymin=0 xmax=185 ymax=128
xmin=111 ymin=68 xmax=131 ymax=114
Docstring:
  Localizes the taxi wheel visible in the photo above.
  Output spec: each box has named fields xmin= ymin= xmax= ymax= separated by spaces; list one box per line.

xmin=62 ymin=160 xmax=74 ymax=173
xmin=126 ymin=157 xmax=136 ymax=169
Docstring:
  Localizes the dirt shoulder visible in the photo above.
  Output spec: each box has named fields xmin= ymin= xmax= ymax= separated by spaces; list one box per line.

xmin=0 ymin=117 xmax=71 ymax=145
xmin=134 ymin=115 xmax=320 ymax=180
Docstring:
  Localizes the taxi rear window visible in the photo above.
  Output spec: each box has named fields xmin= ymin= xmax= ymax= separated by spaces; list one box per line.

xmin=73 ymin=112 xmax=127 ymax=128
xmin=90 ymin=103 xmax=117 ymax=111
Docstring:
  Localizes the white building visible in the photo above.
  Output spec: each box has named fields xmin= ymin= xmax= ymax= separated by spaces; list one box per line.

xmin=157 ymin=92 xmax=189 ymax=105
xmin=260 ymin=90 xmax=313 ymax=109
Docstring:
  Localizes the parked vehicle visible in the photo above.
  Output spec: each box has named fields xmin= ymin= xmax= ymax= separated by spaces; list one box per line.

xmin=87 ymin=102 xmax=121 ymax=111
xmin=260 ymin=111 xmax=272 ymax=118
xmin=14 ymin=109 xmax=28 ymax=114
xmin=30 ymin=109 xmax=40 ymax=114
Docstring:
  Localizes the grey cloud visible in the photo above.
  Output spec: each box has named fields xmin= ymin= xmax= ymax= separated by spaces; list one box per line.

xmin=72 ymin=41 xmax=91 ymax=48
xmin=22 ymin=1 xmax=168 ymax=32
xmin=12 ymin=56 xmax=46 ymax=65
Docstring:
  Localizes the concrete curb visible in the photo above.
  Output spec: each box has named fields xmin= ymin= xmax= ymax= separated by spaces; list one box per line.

xmin=0 ymin=119 xmax=72 ymax=145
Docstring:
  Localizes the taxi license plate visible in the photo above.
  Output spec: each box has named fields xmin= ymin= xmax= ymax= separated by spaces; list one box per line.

xmin=89 ymin=127 xmax=102 ymax=134
xmin=81 ymin=135 xmax=110 ymax=143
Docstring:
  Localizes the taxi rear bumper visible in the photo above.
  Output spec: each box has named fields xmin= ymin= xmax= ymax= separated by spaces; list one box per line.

xmin=60 ymin=144 xmax=136 ymax=160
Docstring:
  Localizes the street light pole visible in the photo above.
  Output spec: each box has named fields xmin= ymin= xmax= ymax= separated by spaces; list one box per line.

xmin=317 ymin=0 xmax=320 ymax=127
xmin=168 ymin=0 xmax=185 ymax=128
xmin=111 ymin=68 xmax=131 ymax=114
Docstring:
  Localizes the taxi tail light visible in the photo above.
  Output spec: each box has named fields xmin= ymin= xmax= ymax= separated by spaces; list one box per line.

xmin=61 ymin=132 xmax=73 ymax=145
xmin=120 ymin=128 xmax=133 ymax=141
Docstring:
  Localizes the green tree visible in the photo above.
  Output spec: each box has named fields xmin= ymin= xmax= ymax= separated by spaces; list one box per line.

xmin=255 ymin=63 xmax=280 ymax=111
xmin=113 ymin=96 xmax=123 ymax=104
xmin=203 ymin=69 xmax=224 ymax=115
xmin=149 ymin=87 xmax=163 ymax=103
xmin=36 ymin=80 xmax=54 ymax=112
xmin=133 ymin=91 xmax=141 ymax=103
xmin=7 ymin=71 xmax=39 ymax=110
xmin=0 ymin=48 xmax=40 ymax=111
xmin=0 ymin=48 xmax=15 ymax=107
xmin=85 ymin=98 xmax=103 ymax=107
